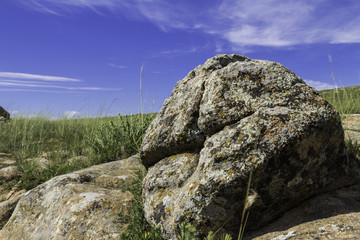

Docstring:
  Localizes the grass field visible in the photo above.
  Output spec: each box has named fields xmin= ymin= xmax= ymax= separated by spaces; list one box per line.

xmin=0 ymin=85 xmax=359 ymax=239
xmin=0 ymin=113 xmax=156 ymax=190
xmin=319 ymin=85 xmax=360 ymax=115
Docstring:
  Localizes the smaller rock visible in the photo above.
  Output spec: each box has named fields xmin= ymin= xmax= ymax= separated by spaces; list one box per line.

xmin=342 ymin=114 xmax=360 ymax=143
xmin=0 ymin=153 xmax=16 ymax=167
xmin=0 ymin=107 xmax=10 ymax=122
xmin=0 ymin=166 xmax=21 ymax=181
xmin=0 ymin=190 xmax=26 ymax=223
xmin=246 ymin=184 xmax=360 ymax=239
xmin=0 ymin=155 xmax=144 ymax=240
xmin=345 ymin=130 xmax=360 ymax=144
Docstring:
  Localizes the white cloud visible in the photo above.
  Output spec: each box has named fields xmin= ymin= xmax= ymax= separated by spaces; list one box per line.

xmin=0 ymin=80 xmax=121 ymax=91
xmin=152 ymin=46 xmax=201 ymax=57
xmin=64 ymin=111 xmax=80 ymax=119
xmin=0 ymin=72 xmax=81 ymax=82
xmin=304 ymin=80 xmax=335 ymax=91
xmin=108 ymin=63 xmax=126 ymax=69
xmin=0 ymin=72 xmax=121 ymax=93
xmin=22 ymin=0 xmax=360 ymax=49
xmin=214 ymin=0 xmax=360 ymax=47
xmin=0 ymin=88 xmax=76 ymax=93
xmin=23 ymin=0 xmax=195 ymax=30
xmin=11 ymin=110 xmax=20 ymax=116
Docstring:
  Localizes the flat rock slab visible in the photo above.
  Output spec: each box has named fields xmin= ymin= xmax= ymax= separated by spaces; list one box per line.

xmin=345 ymin=130 xmax=360 ymax=143
xmin=0 ymin=190 xmax=26 ymax=223
xmin=0 ymin=153 xmax=16 ymax=166
xmin=0 ymin=155 xmax=144 ymax=240
xmin=247 ymin=184 xmax=360 ymax=239
xmin=0 ymin=166 xmax=20 ymax=181
xmin=343 ymin=114 xmax=360 ymax=143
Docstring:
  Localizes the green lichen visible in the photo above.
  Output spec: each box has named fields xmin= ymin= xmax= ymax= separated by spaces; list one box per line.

xmin=227 ymin=170 xmax=235 ymax=175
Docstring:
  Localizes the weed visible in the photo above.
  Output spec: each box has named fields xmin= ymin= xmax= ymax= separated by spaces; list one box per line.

xmin=119 ymin=169 xmax=163 ymax=240
xmin=345 ymin=139 xmax=360 ymax=159
xmin=86 ymin=113 xmax=156 ymax=163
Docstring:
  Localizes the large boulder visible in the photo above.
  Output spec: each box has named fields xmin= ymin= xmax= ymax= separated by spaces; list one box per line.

xmin=0 ymin=155 xmax=144 ymax=240
xmin=140 ymin=54 xmax=358 ymax=238
xmin=0 ymin=107 xmax=10 ymax=122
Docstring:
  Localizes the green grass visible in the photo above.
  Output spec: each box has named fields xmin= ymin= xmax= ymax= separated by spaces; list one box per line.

xmin=0 ymin=113 xmax=156 ymax=190
xmin=319 ymin=85 xmax=360 ymax=115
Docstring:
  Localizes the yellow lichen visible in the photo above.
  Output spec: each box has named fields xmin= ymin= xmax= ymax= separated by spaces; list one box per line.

xmin=189 ymin=183 xmax=199 ymax=193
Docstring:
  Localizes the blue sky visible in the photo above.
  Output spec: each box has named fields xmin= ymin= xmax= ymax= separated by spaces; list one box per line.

xmin=1 ymin=0 xmax=360 ymax=118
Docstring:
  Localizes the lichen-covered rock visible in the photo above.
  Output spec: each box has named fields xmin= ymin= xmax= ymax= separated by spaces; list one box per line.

xmin=246 ymin=184 xmax=360 ymax=239
xmin=0 ymin=155 xmax=144 ymax=240
xmin=0 ymin=107 xmax=10 ymax=123
xmin=0 ymin=190 xmax=26 ymax=224
xmin=141 ymin=54 xmax=356 ymax=239
xmin=343 ymin=114 xmax=360 ymax=143
xmin=0 ymin=166 xmax=20 ymax=181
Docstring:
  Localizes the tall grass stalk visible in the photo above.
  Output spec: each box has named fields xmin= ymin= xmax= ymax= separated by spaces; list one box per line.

xmin=140 ymin=63 xmax=144 ymax=127
xmin=321 ymin=55 xmax=360 ymax=115
xmin=238 ymin=171 xmax=253 ymax=240
xmin=328 ymin=54 xmax=343 ymax=112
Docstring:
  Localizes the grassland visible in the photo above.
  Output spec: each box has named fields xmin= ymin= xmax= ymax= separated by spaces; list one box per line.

xmin=319 ymin=85 xmax=360 ymax=114
xmin=0 ymin=113 xmax=156 ymax=190
xmin=0 ymin=85 xmax=359 ymax=239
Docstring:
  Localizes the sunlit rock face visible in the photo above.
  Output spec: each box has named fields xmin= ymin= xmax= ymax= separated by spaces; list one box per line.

xmin=140 ymin=54 xmax=351 ymax=239
xmin=0 ymin=155 xmax=144 ymax=240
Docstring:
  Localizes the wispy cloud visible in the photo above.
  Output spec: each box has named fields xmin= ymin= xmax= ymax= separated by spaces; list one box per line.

xmin=108 ymin=63 xmax=126 ymax=69
xmin=151 ymin=46 xmax=201 ymax=57
xmin=22 ymin=0 xmax=360 ymax=49
xmin=0 ymin=88 xmax=76 ymax=93
xmin=0 ymin=81 xmax=120 ymax=91
xmin=0 ymin=72 xmax=81 ymax=82
xmin=0 ymin=72 xmax=121 ymax=93
xmin=304 ymin=80 xmax=335 ymax=91
xmin=214 ymin=0 xmax=360 ymax=48
xmin=22 ymin=0 xmax=197 ymax=30
xmin=64 ymin=110 xmax=80 ymax=119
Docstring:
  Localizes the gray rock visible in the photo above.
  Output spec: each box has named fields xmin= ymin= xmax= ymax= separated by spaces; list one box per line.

xmin=0 ymin=155 xmax=144 ymax=240
xmin=141 ymin=54 xmax=357 ymax=239
xmin=0 ymin=190 xmax=26 ymax=224
xmin=0 ymin=107 xmax=10 ymax=122
xmin=246 ymin=184 xmax=360 ymax=239
xmin=0 ymin=166 xmax=21 ymax=181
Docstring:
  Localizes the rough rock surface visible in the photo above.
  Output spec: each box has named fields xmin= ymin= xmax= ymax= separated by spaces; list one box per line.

xmin=0 ymin=107 xmax=10 ymax=122
xmin=246 ymin=184 xmax=360 ymax=239
xmin=0 ymin=153 xmax=16 ymax=167
xmin=0 ymin=190 xmax=26 ymax=224
xmin=0 ymin=166 xmax=20 ymax=181
xmin=0 ymin=153 xmax=23 ymax=228
xmin=343 ymin=114 xmax=360 ymax=143
xmin=140 ymin=54 xmax=357 ymax=238
xmin=0 ymin=155 xmax=144 ymax=240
